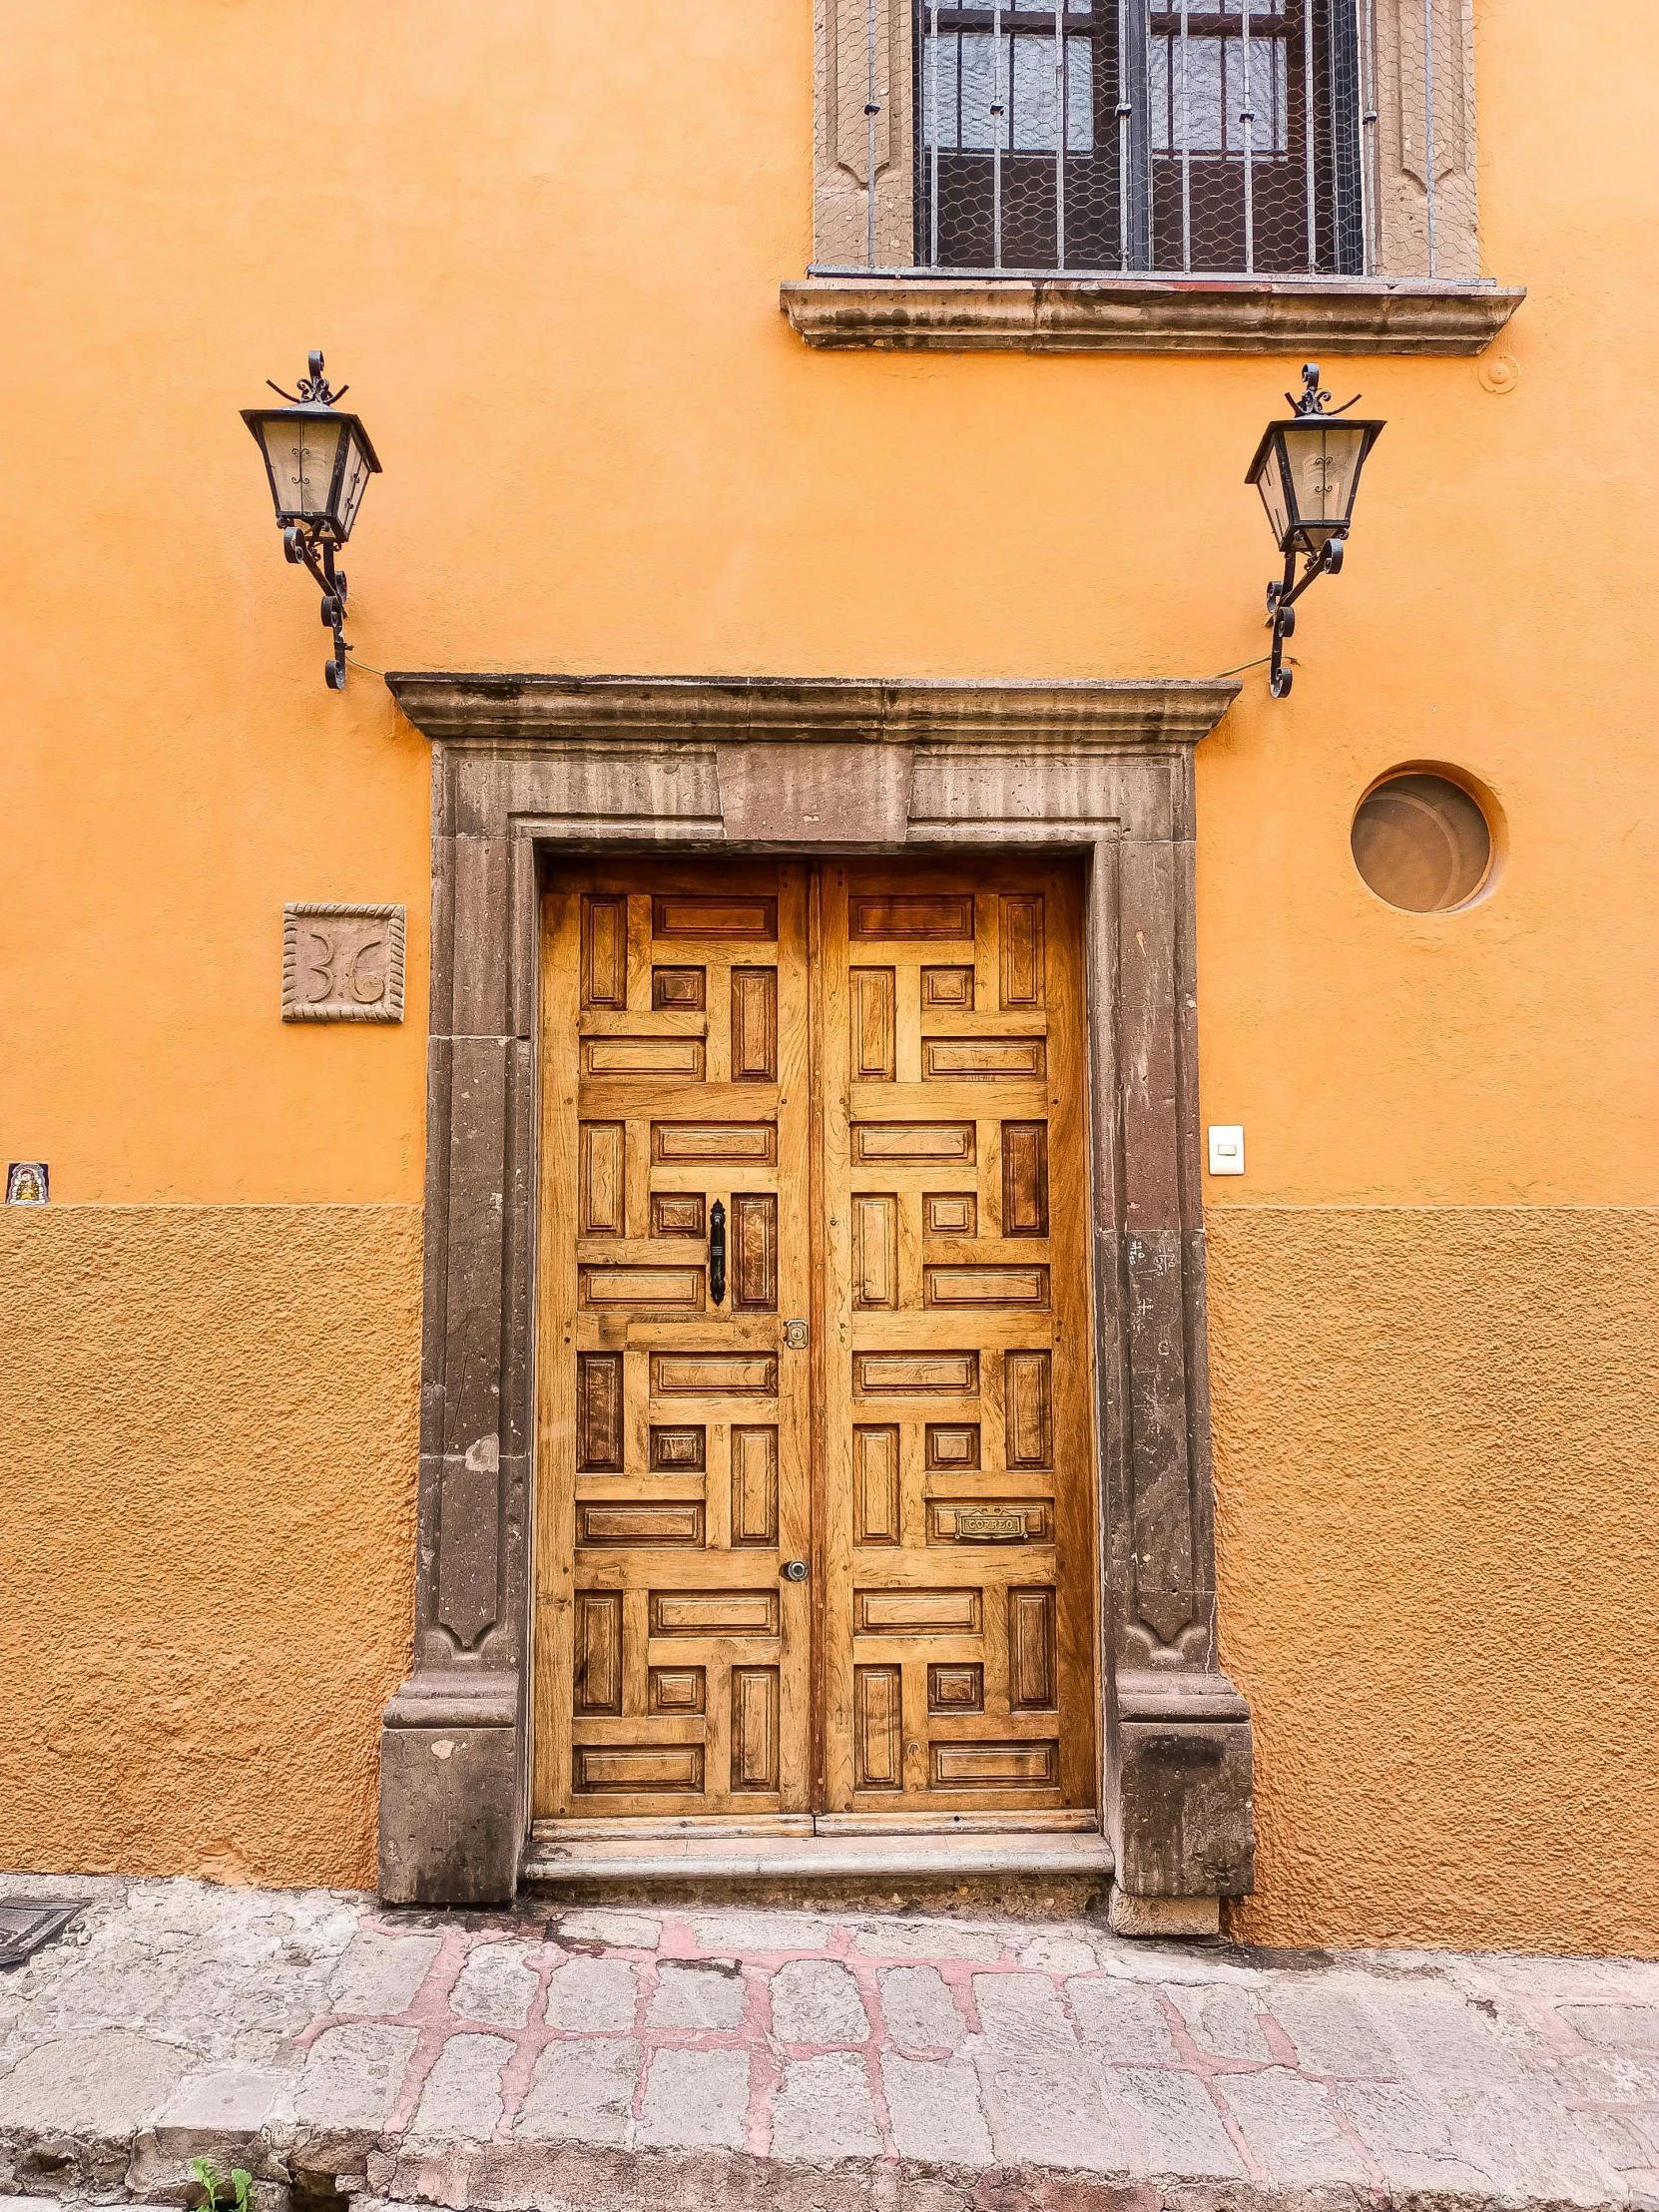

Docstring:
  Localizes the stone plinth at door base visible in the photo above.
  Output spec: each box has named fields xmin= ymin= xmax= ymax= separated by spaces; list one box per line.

xmin=378 ymin=1673 xmax=519 ymax=1907
xmin=1109 ymin=1670 xmax=1256 ymax=1906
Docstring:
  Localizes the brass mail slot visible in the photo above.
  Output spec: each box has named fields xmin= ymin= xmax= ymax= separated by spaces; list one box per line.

xmin=953 ymin=1507 xmax=1029 ymax=1542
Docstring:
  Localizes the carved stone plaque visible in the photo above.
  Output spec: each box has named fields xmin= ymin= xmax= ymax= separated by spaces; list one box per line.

xmin=282 ymin=903 xmax=405 ymax=1023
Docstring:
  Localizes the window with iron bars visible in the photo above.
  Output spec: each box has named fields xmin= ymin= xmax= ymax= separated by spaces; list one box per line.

xmin=913 ymin=0 xmax=1376 ymax=276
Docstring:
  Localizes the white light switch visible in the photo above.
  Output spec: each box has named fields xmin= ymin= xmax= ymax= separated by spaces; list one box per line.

xmin=1208 ymin=1125 xmax=1246 ymax=1176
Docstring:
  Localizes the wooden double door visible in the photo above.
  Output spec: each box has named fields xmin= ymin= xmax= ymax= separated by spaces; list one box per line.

xmin=534 ymin=855 xmax=1097 ymax=1827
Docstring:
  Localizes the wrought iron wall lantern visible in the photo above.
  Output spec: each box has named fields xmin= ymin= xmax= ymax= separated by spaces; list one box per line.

xmin=243 ymin=352 xmax=381 ymax=690
xmin=1247 ymin=364 xmax=1384 ymax=700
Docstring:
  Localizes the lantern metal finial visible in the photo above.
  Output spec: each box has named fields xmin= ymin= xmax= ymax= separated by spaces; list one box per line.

xmin=1287 ymin=360 xmax=1364 ymax=421
xmin=267 ymin=350 xmax=349 ymax=409
xmin=1293 ymin=361 xmax=1328 ymax=413
xmin=1246 ymin=360 xmax=1385 ymax=701
xmin=242 ymin=350 xmax=380 ymax=690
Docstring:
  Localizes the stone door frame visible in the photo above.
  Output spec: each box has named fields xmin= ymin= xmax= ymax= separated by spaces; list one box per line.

xmin=378 ymin=674 xmax=1255 ymax=1910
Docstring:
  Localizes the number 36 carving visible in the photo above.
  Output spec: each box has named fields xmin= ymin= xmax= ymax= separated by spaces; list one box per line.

xmin=281 ymin=902 xmax=406 ymax=1024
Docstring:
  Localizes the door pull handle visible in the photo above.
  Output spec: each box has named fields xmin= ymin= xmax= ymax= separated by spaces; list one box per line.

xmin=782 ymin=1559 xmax=811 ymax=1583
xmin=709 ymin=1199 xmax=726 ymax=1306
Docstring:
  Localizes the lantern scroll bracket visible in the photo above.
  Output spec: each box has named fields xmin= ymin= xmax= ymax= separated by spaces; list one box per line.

xmin=281 ymin=526 xmax=351 ymax=692
xmin=1264 ymin=535 xmax=1346 ymax=700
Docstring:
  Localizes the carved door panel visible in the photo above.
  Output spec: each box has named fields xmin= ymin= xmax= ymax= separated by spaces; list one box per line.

xmin=536 ymin=854 xmax=1096 ymax=1830
xmin=819 ymin=859 xmax=1097 ymax=1818
xmin=535 ymin=862 xmax=813 ymax=1819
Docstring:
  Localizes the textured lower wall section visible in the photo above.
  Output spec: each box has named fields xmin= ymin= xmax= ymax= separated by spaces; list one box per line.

xmin=1209 ymin=1207 xmax=1659 ymax=1957
xmin=8 ymin=1199 xmax=1655 ymax=1943
xmin=0 ymin=1206 xmax=421 ymax=1890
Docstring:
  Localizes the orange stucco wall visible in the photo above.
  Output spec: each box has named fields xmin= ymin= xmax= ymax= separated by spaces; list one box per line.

xmin=1210 ymin=1209 xmax=1659 ymax=1955
xmin=2 ymin=2 xmax=1655 ymax=1937
xmin=0 ymin=1208 xmax=419 ymax=1892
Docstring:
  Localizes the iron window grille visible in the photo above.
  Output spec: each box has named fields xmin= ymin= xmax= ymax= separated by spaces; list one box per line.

xmin=829 ymin=0 xmax=1468 ymax=279
xmin=918 ymin=0 xmax=1371 ymax=275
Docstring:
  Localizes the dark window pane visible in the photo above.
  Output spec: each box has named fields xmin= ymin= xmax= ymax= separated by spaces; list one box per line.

xmin=915 ymin=6 xmax=1123 ymax=268
xmin=914 ymin=0 xmax=1366 ymax=275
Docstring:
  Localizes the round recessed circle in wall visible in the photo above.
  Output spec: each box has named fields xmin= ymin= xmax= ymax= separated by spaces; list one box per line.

xmin=1351 ymin=771 xmax=1495 ymax=912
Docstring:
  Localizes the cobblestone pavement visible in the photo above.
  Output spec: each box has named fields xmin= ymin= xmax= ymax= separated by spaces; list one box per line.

xmin=2 ymin=1875 xmax=1658 ymax=2211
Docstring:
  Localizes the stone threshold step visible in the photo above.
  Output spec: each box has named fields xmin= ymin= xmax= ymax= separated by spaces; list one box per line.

xmin=520 ymin=1822 xmax=1114 ymax=1915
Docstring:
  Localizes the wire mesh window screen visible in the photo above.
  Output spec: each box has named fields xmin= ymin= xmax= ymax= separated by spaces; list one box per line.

xmin=912 ymin=0 xmax=1372 ymax=274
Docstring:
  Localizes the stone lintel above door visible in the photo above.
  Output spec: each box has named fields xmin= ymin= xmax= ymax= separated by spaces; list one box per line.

xmin=379 ymin=671 xmax=1253 ymax=1913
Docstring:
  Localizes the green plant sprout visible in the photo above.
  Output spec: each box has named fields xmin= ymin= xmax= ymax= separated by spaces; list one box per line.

xmin=189 ymin=2156 xmax=253 ymax=2212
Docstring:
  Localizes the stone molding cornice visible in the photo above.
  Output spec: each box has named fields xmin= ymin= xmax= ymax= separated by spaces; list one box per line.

xmin=385 ymin=673 xmax=1241 ymax=751
xmin=780 ymin=276 xmax=1526 ymax=355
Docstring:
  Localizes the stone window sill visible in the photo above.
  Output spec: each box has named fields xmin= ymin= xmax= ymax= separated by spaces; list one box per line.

xmin=780 ymin=274 xmax=1525 ymax=356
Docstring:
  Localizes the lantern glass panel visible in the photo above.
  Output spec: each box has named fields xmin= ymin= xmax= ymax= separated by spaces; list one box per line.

xmin=1282 ymin=422 xmax=1369 ymax=544
xmin=1254 ymin=439 xmax=1292 ymax=550
xmin=335 ymin=428 xmax=374 ymax=540
xmin=257 ymin=413 xmax=346 ymax=524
